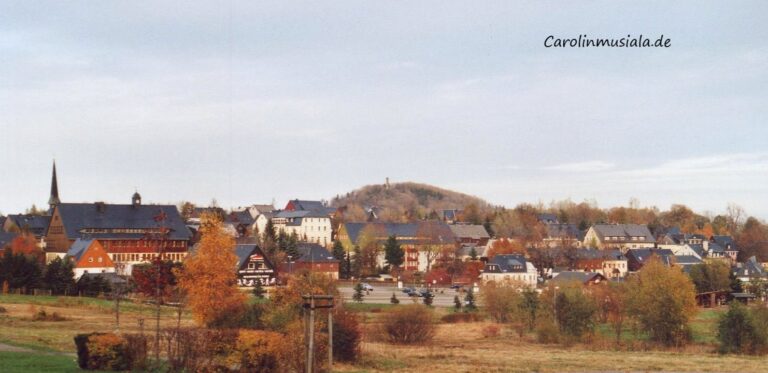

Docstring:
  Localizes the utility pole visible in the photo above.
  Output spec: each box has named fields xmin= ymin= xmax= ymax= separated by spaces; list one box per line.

xmin=302 ymin=294 xmax=334 ymax=373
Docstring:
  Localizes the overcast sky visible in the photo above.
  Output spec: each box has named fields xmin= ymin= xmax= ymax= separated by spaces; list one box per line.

xmin=1 ymin=1 xmax=767 ymax=218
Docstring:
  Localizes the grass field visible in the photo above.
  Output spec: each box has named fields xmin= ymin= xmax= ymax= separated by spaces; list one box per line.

xmin=1 ymin=295 xmax=764 ymax=372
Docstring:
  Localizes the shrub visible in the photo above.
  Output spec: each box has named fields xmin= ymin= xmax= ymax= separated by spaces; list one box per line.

xmin=164 ymin=328 xmax=238 ymax=372
xmin=441 ymin=312 xmax=482 ymax=323
xmin=74 ymin=333 xmax=132 ymax=371
xmin=382 ymin=305 xmax=436 ymax=344
xmin=31 ymin=308 xmax=67 ymax=321
xmin=123 ymin=334 xmax=148 ymax=371
xmin=0 ymin=305 xmax=7 ymax=313
xmin=718 ymin=302 xmax=768 ymax=355
xmin=390 ymin=292 xmax=400 ymax=304
xmin=333 ymin=307 xmax=362 ymax=362
xmin=229 ymin=330 xmax=285 ymax=372
xmin=536 ymin=322 xmax=560 ymax=344
xmin=481 ymin=324 xmax=500 ymax=338
xmin=279 ymin=320 xmax=328 ymax=373
xmin=555 ymin=290 xmax=596 ymax=338
xmin=481 ymin=284 xmax=521 ymax=323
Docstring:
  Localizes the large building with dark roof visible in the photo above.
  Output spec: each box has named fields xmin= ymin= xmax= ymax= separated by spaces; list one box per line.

xmin=45 ymin=192 xmax=192 ymax=268
xmin=582 ymin=224 xmax=655 ymax=251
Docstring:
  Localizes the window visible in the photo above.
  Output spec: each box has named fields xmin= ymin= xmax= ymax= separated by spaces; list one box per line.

xmin=248 ymin=262 xmax=255 ymax=270
xmin=98 ymin=257 xmax=103 ymax=263
xmin=88 ymin=257 xmax=94 ymax=263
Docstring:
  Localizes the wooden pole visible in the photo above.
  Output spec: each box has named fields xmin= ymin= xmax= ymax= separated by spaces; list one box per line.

xmin=308 ymin=296 xmax=315 ymax=373
xmin=328 ymin=307 xmax=333 ymax=369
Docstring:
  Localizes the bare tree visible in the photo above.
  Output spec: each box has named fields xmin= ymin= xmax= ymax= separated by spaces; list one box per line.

xmin=726 ymin=203 xmax=745 ymax=234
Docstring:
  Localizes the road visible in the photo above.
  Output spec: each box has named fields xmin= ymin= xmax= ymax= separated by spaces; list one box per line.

xmin=337 ymin=283 xmax=472 ymax=307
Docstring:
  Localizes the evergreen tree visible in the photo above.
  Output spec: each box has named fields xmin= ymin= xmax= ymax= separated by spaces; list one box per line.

xmin=252 ymin=280 xmax=265 ymax=299
xmin=464 ymin=288 xmax=476 ymax=311
xmin=332 ymin=240 xmax=347 ymax=278
xmin=353 ymin=282 xmax=365 ymax=303
xmin=483 ymin=217 xmax=494 ymax=237
xmin=286 ymin=232 xmax=299 ymax=258
xmin=263 ymin=218 xmax=277 ymax=243
xmin=0 ymin=249 xmax=43 ymax=291
xmin=384 ymin=235 xmax=404 ymax=270
xmin=423 ymin=291 xmax=434 ymax=306
xmin=43 ymin=257 xmax=75 ymax=295
xmin=469 ymin=246 xmax=478 ymax=261
xmin=391 ymin=292 xmax=400 ymax=305
xmin=454 ymin=295 xmax=462 ymax=310
xmin=351 ymin=246 xmax=362 ymax=279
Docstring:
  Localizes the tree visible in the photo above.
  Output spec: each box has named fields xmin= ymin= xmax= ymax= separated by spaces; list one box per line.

xmin=519 ymin=288 xmax=539 ymax=331
xmin=383 ymin=235 xmax=404 ymax=271
xmin=350 ymin=247 xmax=362 ymax=279
xmin=42 ymin=257 xmax=75 ymax=295
xmin=131 ymin=258 xmax=180 ymax=303
xmin=481 ymin=283 xmax=520 ymax=323
xmin=737 ymin=217 xmax=768 ymax=261
xmin=352 ymin=283 xmax=365 ymax=303
xmin=390 ymin=292 xmax=400 ymax=305
xmin=417 ymin=221 xmax=451 ymax=272
xmin=453 ymin=295 xmax=462 ymax=310
xmin=177 ymin=213 xmax=247 ymax=327
xmin=717 ymin=302 xmax=768 ymax=355
xmin=422 ymin=291 xmax=434 ymax=306
xmin=464 ymin=287 xmax=476 ymax=311
xmin=689 ymin=261 xmax=731 ymax=293
xmin=252 ymin=280 xmax=265 ymax=299
xmin=486 ymin=238 xmax=525 ymax=259
xmin=626 ymin=258 xmax=697 ymax=346
xmin=0 ymin=248 xmax=42 ymax=291
xmin=469 ymin=246 xmax=478 ymax=261
xmin=555 ymin=289 xmax=597 ymax=339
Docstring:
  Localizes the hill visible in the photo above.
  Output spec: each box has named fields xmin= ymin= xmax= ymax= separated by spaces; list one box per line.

xmin=330 ymin=182 xmax=494 ymax=222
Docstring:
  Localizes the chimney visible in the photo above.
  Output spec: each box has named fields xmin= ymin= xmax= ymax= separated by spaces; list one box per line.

xmin=95 ymin=202 xmax=106 ymax=213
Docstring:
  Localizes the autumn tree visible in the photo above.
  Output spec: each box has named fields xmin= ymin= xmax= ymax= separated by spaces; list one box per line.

xmin=486 ymin=238 xmax=525 ymax=259
xmin=177 ymin=213 xmax=246 ymax=327
xmin=357 ymin=225 xmax=385 ymax=276
xmin=132 ymin=258 xmax=181 ymax=303
xmin=626 ymin=258 xmax=697 ymax=346
xmin=417 ymin=221 xmax=452 ymax=272
xmin=737 ymin=217 xmax=768 ymax=261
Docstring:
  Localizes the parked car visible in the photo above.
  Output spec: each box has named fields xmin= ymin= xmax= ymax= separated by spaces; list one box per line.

xmin=450 ymin=284 xmax=463 ymax=290
xmin=419 ymin=289 xmax=433 ymax=297
xmin=402 ymin=287 xmax=416 ymax=294
xmin=408 ymin=291 xmax=422 ymax=297
xmin=360 ymin=282 xmax=374 ymax=291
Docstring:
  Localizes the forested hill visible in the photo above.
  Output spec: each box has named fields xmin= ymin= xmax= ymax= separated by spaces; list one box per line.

xmin=330 ymin=182 xmax=494 ymax=222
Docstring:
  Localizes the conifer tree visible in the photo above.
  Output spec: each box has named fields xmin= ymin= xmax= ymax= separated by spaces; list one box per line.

xmin=353 ymin=282 xmax=365 ymax=303
xmin=391 ymin=292 xmax=400 ymax=305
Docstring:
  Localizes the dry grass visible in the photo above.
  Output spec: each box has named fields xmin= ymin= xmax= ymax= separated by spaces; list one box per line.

xmin=0 ymin=298 xmax=194 ymax=352
xmin=335 ymin=321 xmax=767 ymax=373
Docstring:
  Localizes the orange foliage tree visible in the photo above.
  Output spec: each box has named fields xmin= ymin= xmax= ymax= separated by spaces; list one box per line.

xmin=10 ymin=234 xmax=42 ymax=258
xmin=177 ymin=213 xmax=246 ymax=326
xmin=486 ymin=238 xmax=525 ymax=259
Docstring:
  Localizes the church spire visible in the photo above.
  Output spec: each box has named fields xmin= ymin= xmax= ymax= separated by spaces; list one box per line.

xmin=48 ymin=160 xmax=61 ymax=209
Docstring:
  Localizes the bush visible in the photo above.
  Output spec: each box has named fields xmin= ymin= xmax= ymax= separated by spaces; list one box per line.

xmin=481 ymin=284 xmax=521 ymax=323
xmin=382 ymin=305 xmax=436 ymax=344
xmin=718 ymin=302 xmax=768 ymax=355
xmin=164 ymin=328 xmax=238 ymax=372
xmin=555 ymin=290 xmax=596 ymax=339
xmin=536 ymin=322 xmax=560 ymax=344
xmin=441 ymin=312 xmax=483 ymax=323
xmin=75 ymin=333 xmax=132 ymax=371
xmin=333 ymin=307 xmax=362 ymax=362
xmin=31 ymin=308 xmax=67 ymax=321
xmin=229 ymin=330 xmax=285 ymax=373
xmin=0 ymin=305 xmax=7 ymax=313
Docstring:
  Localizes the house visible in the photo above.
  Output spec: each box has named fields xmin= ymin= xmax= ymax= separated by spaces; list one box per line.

xmin=251 ymin=212 xmax=275 ymax=238
xmin=625 ymin=248 xmax=675 ymax=272
xmin=456 ymin=243 xmax=487 ymax=261
xmin=448 ymin=224 xmax=490 ymax=247
xmin=234 ymin=244 xmax=277 ymax=287
xmin=284 ymin=199 xmax=336 ymax=216
xmin=0 ymin=231 xmax=18 ymax=250
xmin=481 ymin=254 xmax=538 ymax=288
xmin=272 ymin=210 xmax=333 ymax=246
xmin=440 ymin=209 xmax=462 ymax=224
xmin=582 ymin=224 xmax=655 ymax=251
xmin=657 ymin=243 xmax=703 ymax=260
xmin=337 ymin=221 xmax=456 ymax=272
xmin=573 ymin=248 xmax=628 ymax=279
xmin=233 ymin=204 xmax=275 ymax=220
xmin=551 ymin=271 xmax=607 ymax=286
xmin=733 ymin=256 xmax=766 ymax=284
xmin=66 ymin=239 xmax=116 ymax=279
xmin=541 ymin=223 xmax=583 ymax=248
xmin=44 ymin=192 xmax=192 ymax=270
xmin=283 ymin=243 xmax=339 ymax=279
xmin=226 ymin=210 xmax=256 ymax=237
xmin=711 ymin=235 xmax=739 ymax=261
xmin=3 ymin=214 xmax=52 ymax=239
xmin=537 ymin=213 xmax=559 ymax=224
xmin=675 ymin=255 xmax=704 ymax=273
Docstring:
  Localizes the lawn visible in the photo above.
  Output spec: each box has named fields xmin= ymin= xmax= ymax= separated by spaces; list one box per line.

xmin=0 ymin=351 xmax=89 ymax=373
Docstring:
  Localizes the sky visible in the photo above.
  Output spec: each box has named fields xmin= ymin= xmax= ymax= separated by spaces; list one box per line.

xmin=1 ymin=1 xmax=767 ymax=218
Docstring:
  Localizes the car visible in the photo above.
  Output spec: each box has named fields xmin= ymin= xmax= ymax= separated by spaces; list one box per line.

xmin=419 ymin=289 xmax=433 ymax=297
xmin=408 ymin=291 xmax=422 ymax=297
xmin=450 ymin=284 xmax=463 ymax=290
xmin=359 ymin=282 xmax=374 ymax=291
xmin=402 ymin=287 xmax=416 ymax=294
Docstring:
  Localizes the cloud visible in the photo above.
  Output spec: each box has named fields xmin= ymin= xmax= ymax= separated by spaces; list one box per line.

xmin=543 ymin=161 xmax=616 ymax=172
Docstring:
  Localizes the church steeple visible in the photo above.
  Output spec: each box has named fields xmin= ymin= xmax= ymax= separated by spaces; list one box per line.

xmin=48 ymin=160 xmax=61 ymax=209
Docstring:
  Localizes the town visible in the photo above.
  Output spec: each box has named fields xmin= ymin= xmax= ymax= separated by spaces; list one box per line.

xmin=1 ymin=163 xmax=767 ymax=372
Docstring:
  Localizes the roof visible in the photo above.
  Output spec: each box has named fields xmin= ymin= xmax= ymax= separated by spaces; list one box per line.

xmin=591 ymin=224 xmax=654 ymax=242
xmin=448 ymin=224 xmax=490 ymax=240
xmin=576 ymin=248 xmax=625 ymax=260
xmin=0 ymin=231 xmax=18 ymax=248
xmin=5 ymin=214 xmax=51 ymax=237
xmin=484 ymin=254 xmax=528 ymax=273
xmin=66 ymin=238 xmax=95 ymax=261
xmin=275 ymin=210 xmax=328 ymax=219
xmin=227 ymin=210 xmax=255 ymax=225
xmin=551 ymin=271 xmax=605 ymax=284
xmin=343 ymin=221 xmax=455 ymax=245
xmin=56 ymin=203 xmax=191 ymax=241
xmin=457 ymin=243 xmax=486 ymax=258
xmin=546 ymin=223 xmax=583 ymax=240
xmin=78 ymin=272 xmax=127 ymax=285
xmin=734 ymin=256 xmax=766 ymax=279
xmin=234 ymin=244 xmax=273 ymax=270
xmin=285 ymin=199 xmax=327 ymax=211
xmin=626 ymin=248 xmax=675 ymax=266
xmin=712 ymin=235 xmax=736 ymax=249
xmin=296 ymin=243 xmax=338 ymax=263
xmin=537 ymin=213 xmax=559 ymax=224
